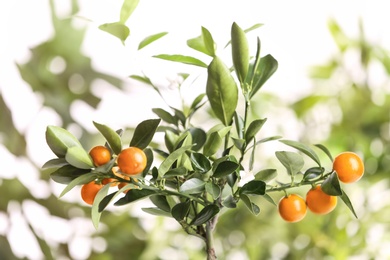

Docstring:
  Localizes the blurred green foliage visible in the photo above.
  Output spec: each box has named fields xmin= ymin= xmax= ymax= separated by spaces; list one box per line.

xmin=1 ymin=0 xmax=389 ymax=259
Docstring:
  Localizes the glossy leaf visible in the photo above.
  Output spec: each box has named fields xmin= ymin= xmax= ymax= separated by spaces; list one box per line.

xmin=45 ymin=125 xmax=83 ymax=157
xmin=153 ymin=54 xmax=208 ymax=68
xmin=65 ymin=146 xmax=94 ymax=169
xmin=203 ymin=131 xmax=222 ymax=157
xmin=315 ymin=143 xmax=334 ymax=162
xmin=42 ymin=158 xmax=69 ymax=169
xmin=222 ymin=195 xmax=237 ymax=208
xmin=142 ymin=207 xmax=172 ymax=217
xmin=206 ymin=56 xmax=238 ymax=126
xmin=191 ymin=204 xmax=220 ymax=226
xmin=50 ymin=165 xmax=89 ymax=184
xmin=249 ymin=54 xmax=278 ymax=99
xmin=240 ymin=194 xmax=260 ymax=215
xmin=254 ymin=169 xmax=277 ymax=182
xmin=152 ymin=108 xmax=177 ymax=125
xmin=158 ymin=145 xmax=193 ymax=178
xmin=187 ymin=26 xmax=216 ymax=57
xmin=321 ymin=172 xmax=342 ymax=196
xmin=171 ymin=200 xmax=191 ymax=221
xmin=92 ymin=184 xmax=110 ymax=229
xmin=212 ymin=161 xmax=239 ymax=178
xmin=239 ymin=180 xmax=266 ymax=195
xmin=179 ymin=178 xmax=206 ymax=194
xmin=164 ymin=166 xmax=188 ymax=177
xmin=275 ymin=151 xmax=304 ymax=176
xmin=205 ymin=182 xmax=221 ymax=200
xmin=280 ymin=139 xmax=321 ymax=166
xmin=245 ymin=118 xmax=267 ymax=144
xmin=231 ymin=22 xmax=249 ymax=84
xmin=115 ymin=188 xmax=157 ymax=206
xmin=99 ymin=22 xmax=130 ymax=44
xmin=93 ymin=121 xmax=122 ymax=155
xmin=340 ymin=190 xmax=358 ymax=218
xmin=303 ymin=167 xmax=324 ymax=181
xmin=130 ymin=119 xmax=161 ymax=149
xmin=59 ymin=172 xmax=97 ymax=198
xmin=190 ymin=153 xmax=211 ymax=174
xmin=138 ymin=32 xmax=168 ymax=50
xmin=189 ymin=127 xmax=207 ymax=151
xmin=150 ymin=195 xmax=171 ymax=212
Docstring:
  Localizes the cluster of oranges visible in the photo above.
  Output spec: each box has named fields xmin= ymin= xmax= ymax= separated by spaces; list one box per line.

xmin=80 ymin=145 xmax=147 ymax=205
xmin=278 ymin=152 xmax=364 ymax=222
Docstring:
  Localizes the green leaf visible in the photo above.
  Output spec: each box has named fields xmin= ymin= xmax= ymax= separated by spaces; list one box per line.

xmin=189 ymin=94 xmax=206 ymax=112
xmin=45 ymin=125 xmax=83 ymax=157
xmin=234 ymin=112 xmax=245 ymax=139
xmin=280 ymin=139 xmax=321 ymax=166
xmin=275 ymin=151 xmax=304 ymax=176
xmin=315 ymin=144 xmax=334 ymax=162
xmin=246 ymin=37 xmax=261 ymax=88
xmin=164 ymin=167 xmax=188 ymax=177
xmin=152 ymin=108 xmax=177 ymax=125
xmin=222 ymin=195 xmax=237 ymax=208
xmin=153 ymin=54 xmax=207 ymax=68
xmin=142 ymin=207 xmax=172 ymax=217
xmin=212 ymin=161 xmax=239 ymax=178
xmin=59 ymin=172 xmax=97 ymax=198
xmin=187 ymin=26 xmax=216 ymax=57
xmin=92 ymin=183 xmax=110 ymax=229
xmin=206 ymin=56 xmax=238 ymax=126
xmin=303 ymin=167 xmax=325 ymax=181
xmin=150 ymin=195 xmax=171 ymax=212
xmin=321 ymin=172 xmax=342 ymax=196
xmin=292 ymin=95 xmax=326 ymax=118
xmin=224 ymin=23 xmax=264 ymax=48
xmin=50 ymin=165 xmax=89 ymax=184
xmin=65 ymin=146 xmax=94 ymax=169
xmin=205 ymin=182 xmax=221 ymax=200
xmin=191 ymin=205 xmax=219 ymax=226
xmin=189 ymin=127 xmax=207 ymax=151
xmin=179 ymin=178 xmax=206 ymax=194
xmin=249 ymin=54 xmax=278 ymax=99
xmin=340 ymin=190 xmax=358 ymax=218
xmin=158 ymin=145 xmax=193 ymax=178
xmin=93 ymin=121 xmax=122 ymax=155
xmin=245 ymin=118 xmax=267 ymax=144
xmin=262 ymin=193 xmax=277 ymax=206
xmin=130 ymin=119 xmax=161 ymax=149
xmin=142 ymin=148 xmax=154 ymax=177
xmin=42 ymin=158 xmax=69 ymax=169
xmin=231 ymin=22 xmax=249 ymax=84
xmin=115 ymin=188 xmax=157 ymax=206
xmin=138 ymin=32 xmax=168 ymax=50
xmin=119 ymin=0 xmax=140 ymax=23
xmin=190 ymin=153 xmax=211 ymax=174
xmin=240 ymin=194 xmax=260 ymax=215
xmin=99 ymin=22 xmax=130 ymax=44
xmin=254 ymin=169 xmax=277 ymax=182
xmin=203 ymin=132 xmax=222 ymax=157
xmin=98 ymin=192 xmax=116 ymax=212
xmin=171 ymin=200 xmax=190 ymax=221
xmin=239 ymin=180 xmax=266 ymax=195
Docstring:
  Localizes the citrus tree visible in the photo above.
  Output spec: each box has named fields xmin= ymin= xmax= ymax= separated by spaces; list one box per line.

xmin=42 ymin=1 xmax=365 ymax=259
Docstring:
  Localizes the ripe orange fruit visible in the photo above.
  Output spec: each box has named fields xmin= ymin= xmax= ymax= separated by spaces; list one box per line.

xmin=333 ymin=152 xmax=364 ymax=183
xmin=89 ymin=145 xmax=111 ymax=166
xmin=102 ymin=178 xmax=118 ymax=187
xmin=117 ymin=147 xmax=147 ymax=175
xmin=118 ymin=182 xmax=131 ymax=194
xmin=278 ymin=194 xmax=307 ymax=223
xmin=81 ymin=181 xmax=103 ymax=205
xmin=306 ymin=185 xmax=337 ymax=215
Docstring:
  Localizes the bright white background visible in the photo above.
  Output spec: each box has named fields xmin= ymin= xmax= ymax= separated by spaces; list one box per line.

xmin=1 ymin=0 xmax=390 ymax=259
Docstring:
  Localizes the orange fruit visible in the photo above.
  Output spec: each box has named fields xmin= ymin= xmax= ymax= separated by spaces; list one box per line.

xmin=81 ymin=181 xmax=103 ymax=205
xmin=117 ymin=147 xmax=147 ymax=175
xmin=278 ymin=194 xmax=307 ymax=223
xmin=102 ymin=178 xmax=118 ymax=187
xmin=333 ymin=152 xmax=364 ymax=183
xmin=306 ymin=185 xmax=337 ymax=215
xmin=89 ymin=145 xmax=111 ymax=166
